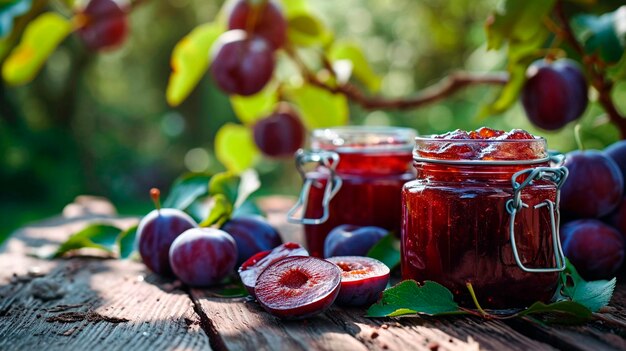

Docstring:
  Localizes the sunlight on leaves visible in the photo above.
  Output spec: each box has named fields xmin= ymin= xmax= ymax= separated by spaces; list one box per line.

xmin=230 ymin=84 xmax=279 ymax=125
xmin=166 ymin=22 xmax=222 ymax=106
xmin=286 ymin=83 xmax=349 ymax=129
xmin=53 ymin=224 xmax=121 ymax=258
xmin=287 ymin=11 xmax=332 ymax=47
xmin=215 ymin=123 xmax=260 ymax=174
xmin=329 ymin=41 xmax=381 ymax=92
xmin=2 ymin=12 xmax=72 ymax=85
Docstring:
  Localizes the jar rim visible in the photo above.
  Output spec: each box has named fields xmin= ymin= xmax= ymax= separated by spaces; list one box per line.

xmin=413 ymin=135 xmax=549 ymax=164
xmin=312 ymin=126 xmax=417 ymax=154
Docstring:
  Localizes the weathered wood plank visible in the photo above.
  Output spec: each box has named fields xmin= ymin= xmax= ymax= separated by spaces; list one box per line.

xmin=0 ymin=199 xmax=211 ymax=351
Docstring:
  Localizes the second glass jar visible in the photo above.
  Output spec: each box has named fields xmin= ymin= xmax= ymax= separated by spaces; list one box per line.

xmin=288 ymin=126 xmax=417 ymax=257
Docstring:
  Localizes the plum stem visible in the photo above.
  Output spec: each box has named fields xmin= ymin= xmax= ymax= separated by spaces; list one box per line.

xmin=285 ymin=46 xmax=508 ymax=111
xmin=553 ymin=1 xmax=626 ymax=139
xmin=150 ymin=188 xmax=161 ymax=211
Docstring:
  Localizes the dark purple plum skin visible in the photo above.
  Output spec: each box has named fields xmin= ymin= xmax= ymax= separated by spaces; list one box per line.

xmin=607 ymin=196 xmax=626 ymax=236
xmin=253 ymin=112 xmax=305 ymax=158
xmin=605 ymin=140 xmax=626 ymax=194
xmin=77 ymin=0 xmax=128 ymax=51
xmin=210 ymin=30 xmax=274 ymax=96
xmin=561 ymin=219 xmax=625 ymax=280
xmin=323 ymin=224 xmax=387 ymax=258
xmin=561 ymin=150 xmax=623 ymax=218
xmin=521 ymin=59 xmax=588 ymax=130
xmin=169 ymin=228 xmax=238 ymax=287
xmin=228 ymin=0 xmax=287 ymax=50
xmin=221 ymin=216 xmax=283 ymax=266
xmin=136 ymin=208 xmax=197 ymax=276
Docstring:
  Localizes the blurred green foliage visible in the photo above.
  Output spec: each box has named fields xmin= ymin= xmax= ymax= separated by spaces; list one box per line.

xmin=1 ymin=0 xmax=625 ymax=243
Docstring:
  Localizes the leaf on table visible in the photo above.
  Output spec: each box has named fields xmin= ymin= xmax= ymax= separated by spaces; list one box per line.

xmin=53 ymin=224 xmax=122 ymax=258
xmin=117 ymin=224 xmax=138 ymax=259
xmin=166 ymin=22 xmax=223 ymax=106
xmin=215 ymin=123 xmax=260 ymax=174
xmin=206 ymin=280 xmax=249 ymax=298
xmin=556 ymin=259 xmax=616 ymax=312
xmin=0 ymin=0 xmax=31 ymax=38
xmin=517 ymin=301 xmax=592 ymax=324
xmin=230 ymin=84 xmax=279 ymax=125
xmin=328 ymin=41 xmax=381 ymax=92
xmin=367 ymin=233 xmax=400 ymax=270
xmin=285 ymin=83 xmax=349 ymax=129
xmin=2 ymin=12 xmax=73 ymax=85
xmin=162 ymin=172 xmax=212 ymax=210
xmin=572 ymin=6 xmax=626 ymax=64
xmin=367 ymin=280 xmax=465 ymax=317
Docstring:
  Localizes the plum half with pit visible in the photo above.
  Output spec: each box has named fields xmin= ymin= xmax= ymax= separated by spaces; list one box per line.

xmin=137 ymin=188 xmax=198 ymax=276
xmin=323 ymin=224 xmax=387 ymax=258
xmin=255 ymin=256 xmax=341 ymax=319
xmin=326 ymin=256 xmax=389 ymax=307
xmin=238 ymin=242 xmax=308 ymax=296
xmin=221 ymin=215 xmax=283 ymax=266
xmin=561 ymin=150 xmax=623 ymax=218
xmin=561 ymin=219 xmax=625 ymax=280
xmin=169 ymin=228 xmax=238 ymax=287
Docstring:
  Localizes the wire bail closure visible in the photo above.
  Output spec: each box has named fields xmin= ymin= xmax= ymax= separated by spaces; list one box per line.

xmin=505 ymin=166 xmax=569 ymax=273
xmin=287 ymin=149 xmax=342 ymax=225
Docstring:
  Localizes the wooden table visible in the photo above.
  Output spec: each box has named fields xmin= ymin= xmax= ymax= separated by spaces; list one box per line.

xmin=1 ymin=196 xmax=626 ymax=351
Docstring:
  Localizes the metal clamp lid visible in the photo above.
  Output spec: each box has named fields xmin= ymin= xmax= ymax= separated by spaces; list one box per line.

xmin=506 ymin=166 xmax=569 ymax=273
xmin=287 ymin=149 xmax=342 ymax=225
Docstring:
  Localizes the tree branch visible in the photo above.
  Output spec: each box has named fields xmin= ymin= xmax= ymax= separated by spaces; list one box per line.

xmin=286 ymin=48 xmax=508 ymax=111
xmin=554 ymin=1 xmax=626 ymax=138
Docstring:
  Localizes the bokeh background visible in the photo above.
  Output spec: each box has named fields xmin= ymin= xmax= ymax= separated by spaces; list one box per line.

xmin=1 ymin=0 xmax=623 ymax=241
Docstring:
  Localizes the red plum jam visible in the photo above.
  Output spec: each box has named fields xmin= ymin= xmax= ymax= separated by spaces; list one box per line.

xmin=401 ymin=128 xmax=568 ymax=309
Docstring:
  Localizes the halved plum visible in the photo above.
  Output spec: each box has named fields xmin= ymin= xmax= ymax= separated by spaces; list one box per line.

xmin=238 ymin=242 xmax=308 ymax=296
xmin=326 ymin=256 xmax=389 ymax=307
xmin=255 ymin=256 xmax=341 ymax=319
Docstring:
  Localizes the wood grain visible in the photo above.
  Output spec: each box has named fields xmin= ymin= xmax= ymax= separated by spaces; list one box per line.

xmin=0 ymin=199 xmax=211 ymax=351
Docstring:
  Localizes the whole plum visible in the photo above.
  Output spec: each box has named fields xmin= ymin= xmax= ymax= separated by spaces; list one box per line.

xmin=323 ymin=225 xmax=387 ymax=258
xmin=221 ymin=216 xmax=282 ymax=266
xmin=169 ymin=228 xmax=238 ymax=287
xmin=561 ymin=150 xmax=623 ymax=218
xmin=561 ymin=219 xmax=625 ymax=280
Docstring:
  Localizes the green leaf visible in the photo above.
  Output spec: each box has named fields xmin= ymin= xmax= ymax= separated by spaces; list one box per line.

xmin=117 ymin=225 xmax=138 ymax=259
xmin=573 ymin=7 xmax=626 ymax=64
xmin=230 ymin=84 xmax=279 ymax=125
xmin=215 ymin=123 xmax=260 ymax=174
xmin=0 ymin=0 xmax=31 ymax=38
xmin=518 ymin=301 xmax=592 ymax=324
xmin=557 ymin=259 xmax=616 ymax=312
xmin=209 ymin=169 xmax=261 ymax=209
xmin=281 ymin=0 xmax=308 ymax=18
xmin=285 ymin=83 xmax=349 ymax=129
xmin=166 ymin=22 xmax=222 ymax=106
xmin=328 ymin=42 xmax=381 ymax=92
xmin=53 ymin=224 xmax=122 ymax=258
xmin=287 ymin=11 xmax=332 ymax=47
xmin=163 ymin=173 xmax=212 ymax=210
xmin=2 ymin=12 xmax=73 ymax=85
xmin=209 ymin=172 xmax=240 ymax=205
xmin=367 ymin=233 xmax=400 ymax=269
xmin=367 ymin=280 xmax=464 ymax=317
xmin=200 ymin=193 xmax=233 ymax=227
xmin=485 ymin=0 xmax=556 ymax=50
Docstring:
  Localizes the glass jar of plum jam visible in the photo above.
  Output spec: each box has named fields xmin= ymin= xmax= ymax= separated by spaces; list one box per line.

xmin=288 ymin=126 xmax=417 ymax=257
xmin=401 ymin=128 xmax=568 ymax=309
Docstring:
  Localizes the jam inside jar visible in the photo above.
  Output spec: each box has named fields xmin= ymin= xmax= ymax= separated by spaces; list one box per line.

xmin=401 ymin=129 xmax=568 ymax=309
xmin=288 ymin=126 xmax=417 ymax=257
